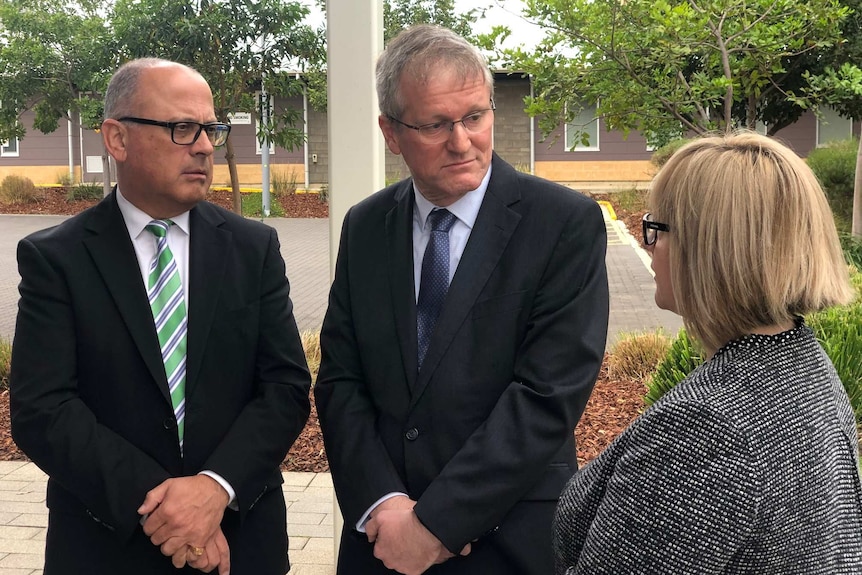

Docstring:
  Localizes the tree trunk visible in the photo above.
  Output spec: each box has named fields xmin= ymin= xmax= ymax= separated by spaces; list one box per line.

xmin=224 ymin=137 xmax=242 ymax=215
xmin=853 ymin=134 xmax=862 ymax=238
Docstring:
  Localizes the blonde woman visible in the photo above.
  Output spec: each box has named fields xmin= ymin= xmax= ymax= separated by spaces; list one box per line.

xmin=554 ymin=132 xmax=862 ymax=573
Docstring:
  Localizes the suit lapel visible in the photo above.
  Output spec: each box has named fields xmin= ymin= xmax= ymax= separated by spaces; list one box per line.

xmin=386 ymin=182 xmax=420 ymax=391
xmin=83 ymin=192 xmax=169 ymax=403
xmin=185 ymin=203 xmax=229 ymax=397
xmin=412 ymin=155 xmax=522 ymax=403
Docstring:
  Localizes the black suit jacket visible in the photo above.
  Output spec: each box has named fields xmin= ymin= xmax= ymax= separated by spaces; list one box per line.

xmin=315 ymin=154 xmax=609 ymax=574
xmin=10 ymin=192 xmax=311 ymax=574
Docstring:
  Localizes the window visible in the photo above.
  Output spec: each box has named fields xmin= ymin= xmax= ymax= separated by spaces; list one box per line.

xmin=1 ymin=138 xmax=18 ymax=157
xmin=817 ymin=107 xmax=852 ymax=147
xmin=565 ymin=102 xmax=599 ymax=151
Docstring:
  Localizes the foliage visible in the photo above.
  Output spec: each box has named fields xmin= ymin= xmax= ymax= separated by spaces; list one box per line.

xmin=318 ymin=184 xmax=329 ymax=204
xmin=609 ymin=332 xmax=671 ymax=381
xmin=644 ymin=329 xmax=703 ymax=406
xmin=807 ymin=138 xmax=857 ymax=232
xmin=300 ymin=330 xmax=321 ymax=385
xmin=840 ymin=235 xmax=862 ymax=268
xmin=650 ymin=138 xmax=692 ymax=169
xmin=0 ymin=175 xmax=40 ymax=204
xmin=110 ymin=0 xmax=321 ymax=212
xmin=0 ymin=0 xmax=114 ymax=144
xmin=643 ymin=273 xmax=862 ymax=424
xmin=611 ymin=187 xmax=648 ymax=214
xmin=271 ymin=169 xmax=298 ymax=197
xmin=482 ymin=0 xmax=861 ymax=149
xmin=383 ymin=0 xmax=475 ymax=43
xmin=808 ymin=279 xmax=862 ymax=424
xmin=241 ymin=192 xmax=284 ymax=218
xmin=66 ymin=182 xmax=103 ymax=201
xmin=56 ymin=171 xmax=74 ymax=187
xmin=0 ymin=337 xmax=10 ymax=391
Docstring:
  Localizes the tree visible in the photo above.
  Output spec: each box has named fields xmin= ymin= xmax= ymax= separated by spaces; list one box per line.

xmin=384 ymin=0 xmax=475 ymax=43
xmin=482 ymin=0 xmax=859 ymax=149
xmin=0 ymin=0 xmax=116 ymax=193
xmin=111 ymin=0 xmax=322 ymax=213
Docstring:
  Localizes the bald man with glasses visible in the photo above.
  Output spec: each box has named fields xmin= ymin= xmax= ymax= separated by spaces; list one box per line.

xmin=10 ymin=58 xmax=311 ymax=575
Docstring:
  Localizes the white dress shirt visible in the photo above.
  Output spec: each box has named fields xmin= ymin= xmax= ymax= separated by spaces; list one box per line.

xmin=356 ymin=164 xmax=492 ymax=532
xmin=116 ymin=189 xmax=237 ymax=507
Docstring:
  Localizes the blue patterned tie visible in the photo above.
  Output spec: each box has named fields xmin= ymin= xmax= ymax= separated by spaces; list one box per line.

xmin=417 ymin=209 xmax=458 ymax=369
xmin=145 ymin=220 xmax=187 ymax=452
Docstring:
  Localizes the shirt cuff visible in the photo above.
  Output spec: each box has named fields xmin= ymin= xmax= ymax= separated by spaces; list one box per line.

xmin=356 ymin=492 xmax=410 ymax=532
xmin=199 ymin=471 xmax=238 ymax=511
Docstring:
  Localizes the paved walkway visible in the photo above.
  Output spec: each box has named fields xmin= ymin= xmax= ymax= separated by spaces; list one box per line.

xmin=0 ymin=207 xmax=681 ymax=574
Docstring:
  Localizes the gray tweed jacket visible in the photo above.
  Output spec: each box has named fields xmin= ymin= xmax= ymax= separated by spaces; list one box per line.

xmin=554 ymin=322 xmax=862 ymax=574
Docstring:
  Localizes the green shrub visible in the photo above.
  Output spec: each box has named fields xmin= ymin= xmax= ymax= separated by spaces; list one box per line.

xmin=612 ymin=187 xmax=648 ymax=213
xmin=609 ymin=331 xmax=671 ymax=381
xmin=66 ymin=182 xmax=103 ymax=201
xmin=806 ymin=138 xmax=856 ymax=233
xmin=318 ymin=185 xmax=329 ymax=204
xmin=808 ymin=286 xmax=862 ymax=425
xmin=650 ymin=138 xmax=692 ymax=169
xmin=57 ymin=171 xmax=74 ymax=187
xmin=644 ymin=329 xmax=703 ymax=406
xmin=271 ymin=169 xmax=298 ymax=198
xmin=0 ymin=337 xmax=11 ymax=391
xmin=644 ymin=273 xmax=862 ymax=425
xmin=0 ymin=175 xmax=40 ymax=204
xmin=840 ymin=234 xmax=862 ymax=269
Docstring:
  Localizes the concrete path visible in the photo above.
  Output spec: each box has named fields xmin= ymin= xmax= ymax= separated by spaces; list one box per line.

xmin=0 ymin=206 xmax=681 ymax=574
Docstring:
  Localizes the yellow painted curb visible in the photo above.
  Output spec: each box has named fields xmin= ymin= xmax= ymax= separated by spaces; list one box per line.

xmin=597 ymin=200 xmax=617 ymax=220
xmin=209 ymin=186 xmax=320 ymax=195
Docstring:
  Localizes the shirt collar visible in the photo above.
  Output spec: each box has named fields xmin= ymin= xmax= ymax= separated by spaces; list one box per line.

xmin=413 ymin=164 xmax=492 ymax=230
xmin=116 ymin=187 xmax=191 ymax=239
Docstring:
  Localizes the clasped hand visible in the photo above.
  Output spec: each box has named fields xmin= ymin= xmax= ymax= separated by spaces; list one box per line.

xmin=138 ymin=475 xmax=231 ymax=574
xmin=365 ymin=496 xmax=470 ymax=575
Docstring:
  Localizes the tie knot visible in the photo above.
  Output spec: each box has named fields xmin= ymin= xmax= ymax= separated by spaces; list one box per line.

xmin=146 ymin=220 xmax=172 ymax=238
xmin=427 ymin=209 xmax=457 ymax=233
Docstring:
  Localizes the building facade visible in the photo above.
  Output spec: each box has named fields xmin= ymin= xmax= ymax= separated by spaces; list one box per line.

xmin=2 ymin=73 xmax=857 ymax=191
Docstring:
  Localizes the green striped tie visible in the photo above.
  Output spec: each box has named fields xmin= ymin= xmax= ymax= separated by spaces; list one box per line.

xmin=146 ymin=220 xmax=187 ymax=451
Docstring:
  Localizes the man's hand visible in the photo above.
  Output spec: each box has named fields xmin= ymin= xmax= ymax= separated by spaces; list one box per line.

xmin=366 ymin=508 xmax=470 ymax=575
xmin=171 ymin=527 xmax=231 ymax=575
xmin=137 ymin=475 xmax=230 ymax=565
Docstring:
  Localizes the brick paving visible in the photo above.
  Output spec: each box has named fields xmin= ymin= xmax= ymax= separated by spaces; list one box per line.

xmin=0 ymin=206 xmax=681 ymax=574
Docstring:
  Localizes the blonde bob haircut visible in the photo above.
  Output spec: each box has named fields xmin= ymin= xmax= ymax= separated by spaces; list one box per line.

xmin=649 ymin=130 xmax=854 ymax=353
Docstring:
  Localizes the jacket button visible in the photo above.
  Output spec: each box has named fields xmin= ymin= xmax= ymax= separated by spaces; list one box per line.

xmin=405 ymin=427 xmax=419 ymax=441
xmin=163 ymin=418 xmax=176 ymax=430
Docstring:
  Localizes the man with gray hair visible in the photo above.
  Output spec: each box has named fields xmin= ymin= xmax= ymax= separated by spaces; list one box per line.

xmin=316 ymin=25 xmax=609 ymax=575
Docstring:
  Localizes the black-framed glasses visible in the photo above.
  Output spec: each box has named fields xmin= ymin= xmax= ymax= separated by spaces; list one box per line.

xmin=388 ymin=100 xmax=496 ymax=144
xmin=642 ymin=212 xmax=670 ymax=246
xmin=118 ymin=117 xmax=231 ymax=147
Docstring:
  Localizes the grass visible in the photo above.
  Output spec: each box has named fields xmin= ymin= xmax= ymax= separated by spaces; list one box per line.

xmin=242 ymin=192 xmax=285 ymax=218
xmin=300 ymin=330 xmax=321 ymax=384
xmin=608 ymin=331 xmax=672 ymax=380
xmin=0 ymin=175 xmax=40 ymax=204
xmin=0 ymin=336 xmax=10 ymax=391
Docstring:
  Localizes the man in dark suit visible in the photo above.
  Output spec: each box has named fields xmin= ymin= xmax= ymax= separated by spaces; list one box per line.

xmin=314 ymin=25 xmax=609 ymax=575
xmin=9 ymin=58 xmax=311 ymax=575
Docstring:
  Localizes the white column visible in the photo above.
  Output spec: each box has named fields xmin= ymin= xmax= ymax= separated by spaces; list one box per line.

xmin=325 ymin=0 xmax=385 ymax=560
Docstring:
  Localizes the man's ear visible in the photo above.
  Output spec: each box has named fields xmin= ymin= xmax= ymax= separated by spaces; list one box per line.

xmin=101 ymin=119 xmax=128 ymax=162
xmin=378 ymin=115 xmax=402 ymax=156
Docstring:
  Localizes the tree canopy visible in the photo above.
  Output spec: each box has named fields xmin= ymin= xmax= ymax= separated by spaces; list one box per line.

xmin=482 ymin=0 xmax=862 ymax=148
